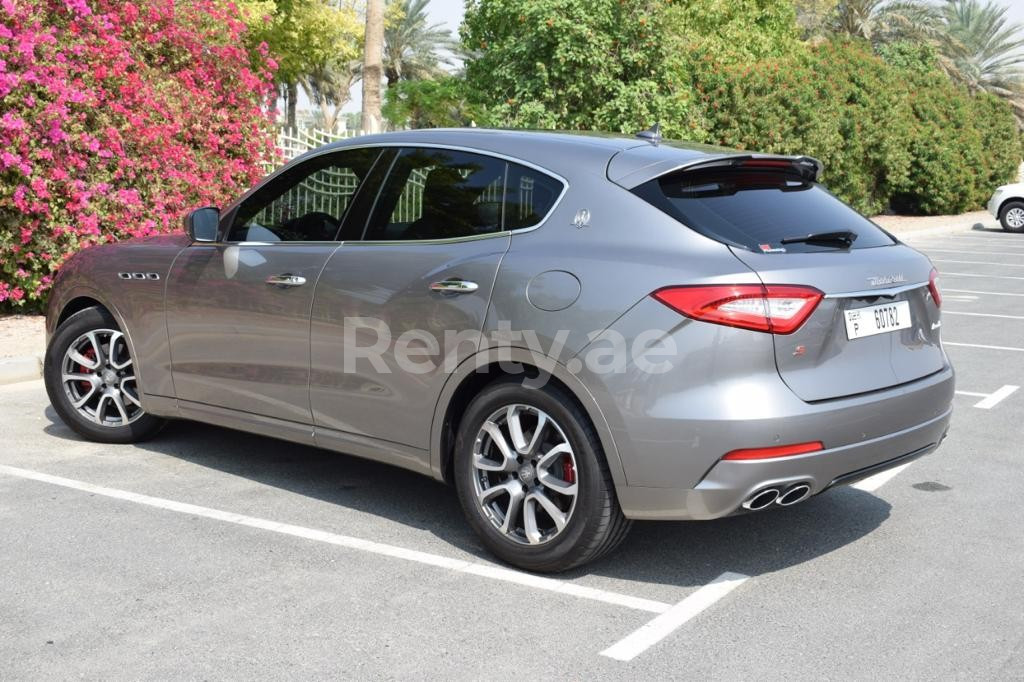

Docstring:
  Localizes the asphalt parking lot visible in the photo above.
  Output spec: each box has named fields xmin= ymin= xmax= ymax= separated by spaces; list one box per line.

xmin=2 ymin=225 xmax=1024 ymax=680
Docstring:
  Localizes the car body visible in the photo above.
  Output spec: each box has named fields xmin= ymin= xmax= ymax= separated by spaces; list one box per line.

xmin=988 ymin=182 xmax=1024 ymax=232
xmin=44 ymin=129 xmax=954 ymax=571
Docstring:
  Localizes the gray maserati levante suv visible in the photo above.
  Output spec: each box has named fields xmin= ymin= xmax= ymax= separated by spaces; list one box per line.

xmin=44 ymin=129 xmax=954 ymax=571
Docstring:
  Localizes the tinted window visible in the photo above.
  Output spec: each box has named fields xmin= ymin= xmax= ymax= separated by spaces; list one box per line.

xmin=229 ymin=148 xmax=380 ymax=242
xmin=504 ymin=163 xmax=563 ymax=230
xmin=365 ymin=148 xmax=506 ymax=241
xmin=634 ymin=169 xmax=895 ymax=253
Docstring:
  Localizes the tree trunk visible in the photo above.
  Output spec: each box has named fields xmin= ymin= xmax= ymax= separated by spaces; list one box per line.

xmin=286 ymin=81 xmax=298 ymax=130
xmin=361 ymin=0 xmax=384 ymax=133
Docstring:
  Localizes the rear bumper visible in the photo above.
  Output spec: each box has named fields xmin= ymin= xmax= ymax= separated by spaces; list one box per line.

xmin=616 ymin=405 xmax=950 ymax=520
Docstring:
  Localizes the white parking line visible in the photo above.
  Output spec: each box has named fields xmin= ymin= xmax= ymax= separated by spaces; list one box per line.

xmin=945 ymin=341 xmax=1024 ymax=352
xmin=600 ymin=572 xmax=748 ymax=662
xmin=968 ymin=385 xmax=1020 ymax=409
xmin=944 ymin=310 xmax=1024 ymax=320
xmin=932 ymin=259 xmax=1024 ymax=268
xmin=850 ymin=463 xmax=913 ymax=492
xmin=0 ymin=464 xmax=671 ymax=615
xmin=917 ymin=239 xmax=1024 ymax=248
xmin=943 ymin=272 xmax=1024 ymax=281
xmin=944 ymin=288 xmax=1024 ymax=297
xmin=921 ymin=248 xmax=1024 ymax=256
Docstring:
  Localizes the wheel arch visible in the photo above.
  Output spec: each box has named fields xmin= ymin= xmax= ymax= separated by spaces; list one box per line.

xmin=998 ymin=195 xmax=1024 ymax=218
xmin=56 ymin=295 xmax=108 ymax=328
xmin=46 ymin=287 xmax=139 ymax=382
xmin=429 ymin=348 xmax=627 ymax=491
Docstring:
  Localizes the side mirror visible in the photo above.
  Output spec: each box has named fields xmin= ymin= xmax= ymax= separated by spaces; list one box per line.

xmin=185 ymin=206 xmax=220 ymax=242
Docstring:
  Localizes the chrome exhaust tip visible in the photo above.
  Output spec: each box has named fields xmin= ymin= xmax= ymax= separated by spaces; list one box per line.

xmin=777 ymin=483 xmax=812 ymax=506
xmin=742 ymin=488 xmax=780 ymax=511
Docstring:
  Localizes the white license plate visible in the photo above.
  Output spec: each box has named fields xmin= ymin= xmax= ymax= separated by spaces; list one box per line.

xmin=844 ymin=300 xmax=912 ymax=340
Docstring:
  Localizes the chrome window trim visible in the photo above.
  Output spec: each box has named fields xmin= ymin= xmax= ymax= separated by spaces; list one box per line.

xmin=823 ymin=281 xmax=928 ymax=299
xmin=225 ymin=141 xmax=570 ymax=245
xmin=348 ymin=231 xmax=513 ymax=247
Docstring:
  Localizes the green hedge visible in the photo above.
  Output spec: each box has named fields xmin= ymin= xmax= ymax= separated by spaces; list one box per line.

xmin=691 ymin=40 xmax=1022 ymax=215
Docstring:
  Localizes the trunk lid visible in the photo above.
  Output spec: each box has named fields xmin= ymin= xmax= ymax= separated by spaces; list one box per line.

xmin=731 ymin=245 xmax=944 ymax=401
xmin=622 ymin=159 xmax=946 ymax=403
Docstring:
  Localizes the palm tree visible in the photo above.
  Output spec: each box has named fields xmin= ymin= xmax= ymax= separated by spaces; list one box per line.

xmin=832 ymin=0 xmax=943 ymax=43
xmin=934 ymin=0 xmax=1024 ymax=110
xmin=383 ymin=0 xmax=456 ymax=87
xmin=362 ymin=0 xmax=385 ymax=133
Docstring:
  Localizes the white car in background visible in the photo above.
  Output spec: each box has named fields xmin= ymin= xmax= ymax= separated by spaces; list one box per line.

xmin=989 ymin=183 xmax=1024 ymax=232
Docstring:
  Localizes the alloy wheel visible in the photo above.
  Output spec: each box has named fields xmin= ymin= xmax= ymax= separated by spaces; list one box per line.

xmin=1006 ymin=207 xmax=1024 ymax=229
xmin=471 ymin=404 xmax=578 ymax=545
xmin=60 ymin=329 xmax=144 ymax=427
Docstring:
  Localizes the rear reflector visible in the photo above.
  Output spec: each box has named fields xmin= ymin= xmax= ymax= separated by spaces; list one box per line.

xmin=929 ymin=268 xmax=942 ymax=308
xmin=722 ymin=441 xmax=824 ymax=461
xmin=652 ymin=284 xmax=823 ymax=334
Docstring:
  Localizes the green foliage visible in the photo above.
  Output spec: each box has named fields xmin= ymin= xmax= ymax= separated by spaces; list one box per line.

xmin=383 ymin=76 xmax=482 ymax=128
xmin=239 ymin=1 xmax=362 ymax=86
xmin=460 ymin=0 xmax=703 ymax=138
xmin=692 ymin=39 xmax=1021 ymax=215
xmin=665 ymin=0 xmax=801 ymax=63
xmin=692 ymin=40 xmax=911 ymax=215
xmin=892 ymin=70 xmax=1020 ymax=214
xmin=876 ymin=40 xmax=939 ymax=75
xmin=440 ymin=0 xmax=1024 ymax=216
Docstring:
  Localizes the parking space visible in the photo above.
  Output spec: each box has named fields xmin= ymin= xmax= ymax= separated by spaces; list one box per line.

xmin=3 ymin=226 xmax=1024 ymax=679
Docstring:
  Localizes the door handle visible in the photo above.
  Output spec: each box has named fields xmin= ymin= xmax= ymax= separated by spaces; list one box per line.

xmin=265 ymin=273 xmax=307 ymax=288
xmin=429 ymin=278 xmax=479 ymax=294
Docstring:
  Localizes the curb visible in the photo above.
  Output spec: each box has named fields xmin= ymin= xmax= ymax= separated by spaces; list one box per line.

xmin=0 ymin=354 xmax=44 ymax=385
xmin=879 ymin=216 xmax=1001 ymax=241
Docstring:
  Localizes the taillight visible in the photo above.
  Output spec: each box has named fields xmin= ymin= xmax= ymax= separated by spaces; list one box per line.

xmin=722 ymin=441 xmax=824 ymax=461
xmin=652 ymin=284 xmax=823 ymax=334
xmin=928 ymin=268 xmax=942 ymax=308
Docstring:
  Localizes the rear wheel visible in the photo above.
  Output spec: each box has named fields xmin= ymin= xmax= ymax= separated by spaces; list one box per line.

xmin=1000 ymin=200 xmax=1024 ymax=232
xmin=44 ymin=306 xmax=166 ymax=443
xmin=454 ymin=377 xmax=631 ymax=572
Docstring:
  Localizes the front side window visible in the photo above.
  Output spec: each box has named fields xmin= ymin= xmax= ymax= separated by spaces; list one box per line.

xmin=228 ymin=148 xmax=380 ymax=242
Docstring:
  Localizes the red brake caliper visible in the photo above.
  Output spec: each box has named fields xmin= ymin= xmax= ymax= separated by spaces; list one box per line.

xmin=78 ymin=347 xmax=96 ymax=393
xmin=562 ymin=456 xmax=576 ymax=484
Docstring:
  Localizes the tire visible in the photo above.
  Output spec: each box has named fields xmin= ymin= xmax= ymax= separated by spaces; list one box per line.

xmin=453 ymin=376 xmax=631 ymax=572
xmin=44 ymin=306 xmax=166 ymax=444
xmin=999 ymin=200 xmax=1024 ymax=232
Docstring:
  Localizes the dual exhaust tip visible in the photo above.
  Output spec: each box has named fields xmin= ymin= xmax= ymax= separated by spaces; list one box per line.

xmin=741 ymin=483 xmax=812 ymax=511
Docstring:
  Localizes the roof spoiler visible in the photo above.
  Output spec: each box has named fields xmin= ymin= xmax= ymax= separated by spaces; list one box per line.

xmin=672 ymin=154 xmax=823 ymax=182
xmin=607 ymin=148 xmax=824 ymax=189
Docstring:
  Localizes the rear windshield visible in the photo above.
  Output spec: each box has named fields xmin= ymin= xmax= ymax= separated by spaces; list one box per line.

xmin=632 ymin=169 xmax=896 ymax=253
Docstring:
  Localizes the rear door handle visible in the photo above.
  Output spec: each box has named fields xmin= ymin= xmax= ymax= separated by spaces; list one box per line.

xmin=265 ymin=273 xmax=307 ymax=288
xmin=429 ymin=278 xmax=479 ymax=294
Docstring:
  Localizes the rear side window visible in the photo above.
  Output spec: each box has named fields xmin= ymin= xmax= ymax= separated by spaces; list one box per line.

xmin=633 ymin=169 xmax=895 ymax=253
xmin=365 ymin=148 xmax=506 ymax=241
xmin=362 ymin=148 xmax=565 ymax=241
xmin=504 ymin=163 xmax=563 ymax=230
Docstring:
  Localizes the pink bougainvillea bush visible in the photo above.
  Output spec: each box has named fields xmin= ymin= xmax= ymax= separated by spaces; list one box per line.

xmin=0 ymin=0 xmax=278 ymax=310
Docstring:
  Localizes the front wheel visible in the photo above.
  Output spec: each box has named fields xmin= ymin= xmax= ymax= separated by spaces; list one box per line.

xmin=1000 ymin=200 xmax=1024 ymax=232
xmin=44 ymin=306 xmax=166 ymax=443
xmin=454 ymin=377 xmax=631 ymax=572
